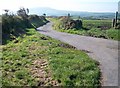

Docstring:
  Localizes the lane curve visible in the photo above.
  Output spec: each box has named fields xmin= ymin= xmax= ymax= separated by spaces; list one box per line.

xmin=37 ymin=22 xmax=119 ymax=86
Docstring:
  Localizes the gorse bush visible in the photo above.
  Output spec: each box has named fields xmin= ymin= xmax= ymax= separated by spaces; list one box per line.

xmin=2 ymin=15 xmax=31 ymax=33
xmin=58 ymin=16 xmax=82 ymax=29
xmin=2 ymin=14 xmax=30 ymax=44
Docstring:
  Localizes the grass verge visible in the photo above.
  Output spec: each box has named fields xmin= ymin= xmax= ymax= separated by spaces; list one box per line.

xmin=51 ymin=18 xmax=120 ymax=41
xmin=2 ymin=28 xmax=100 ymax=86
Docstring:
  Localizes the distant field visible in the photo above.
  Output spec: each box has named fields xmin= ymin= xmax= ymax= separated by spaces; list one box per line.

xmin=83 ymin=20 xmax=112 ymax=29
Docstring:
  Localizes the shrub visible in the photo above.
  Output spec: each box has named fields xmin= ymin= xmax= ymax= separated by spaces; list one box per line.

xmin=2 ymin=10 xmax=48 ymax=44
xmin=28 ymin=15 xmax=49 ymax=28
xmin=59 ymin=16 xmax=83 ymax=29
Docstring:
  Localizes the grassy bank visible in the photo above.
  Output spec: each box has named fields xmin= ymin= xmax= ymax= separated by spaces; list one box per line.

xmin=51 ymin=18 xmax=120 ymax=41
xmin=2 ymin=13 xmax=48 ymax=44
xmin=2 ymin=28 xmax=100 ymax=86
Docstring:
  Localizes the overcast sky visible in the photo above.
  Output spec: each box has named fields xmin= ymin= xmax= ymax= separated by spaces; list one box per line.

xmin=0 ymin=0 xmax=119 ymax=14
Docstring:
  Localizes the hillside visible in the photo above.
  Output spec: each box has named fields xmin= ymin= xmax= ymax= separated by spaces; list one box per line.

xmin=29 ymin=7 xmax=114 ymax=19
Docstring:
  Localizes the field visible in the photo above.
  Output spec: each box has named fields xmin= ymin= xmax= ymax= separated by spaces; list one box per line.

xmin=83 ymin=20 xmax=112 ymax=29
xmin=51 ymin=18 xmax=120 ymax=41
xmin=1 ymin=28 xmax=100 ymax=86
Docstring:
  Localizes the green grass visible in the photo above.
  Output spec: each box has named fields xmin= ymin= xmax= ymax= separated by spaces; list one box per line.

xmin=1 ymin=28 xmax=100 ymax=86
xmin=51 ymin=18 xmax=120 ymax=41
xmin=49 ymin=48 xmax=100 ymax=86
xmin=83 ymin=20 xmax=112 ymax=29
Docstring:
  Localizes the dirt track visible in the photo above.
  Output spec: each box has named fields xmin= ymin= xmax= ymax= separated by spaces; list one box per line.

xmin=37 ymin=22 xmax=118 ymax=86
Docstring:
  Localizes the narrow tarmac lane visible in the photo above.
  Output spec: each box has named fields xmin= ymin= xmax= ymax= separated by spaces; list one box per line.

xmin=37 ymin=22 xmax=119 ymax=86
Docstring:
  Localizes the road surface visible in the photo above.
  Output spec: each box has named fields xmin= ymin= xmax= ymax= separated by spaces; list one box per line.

xmin=37 ymin=22 xmax=119 ymax=86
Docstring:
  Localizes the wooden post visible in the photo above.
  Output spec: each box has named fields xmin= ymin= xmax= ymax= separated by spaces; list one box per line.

xmin=112 ymin=19 xmax=115 ymax=27
xmin=115 ymin=11 xmax=118 ymax=27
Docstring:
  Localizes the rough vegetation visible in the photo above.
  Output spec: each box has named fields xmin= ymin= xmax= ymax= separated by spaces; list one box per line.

xmin=28 ymin=15 xmax=49 ymax=28
xmin=58 ymin=16 xmax=82 ymax=29
xmin=51 ymin=17 xmax=120 ymax=41
xmin=2 ymin=28 xmax=100 ymax=86
xmin=1 ymin=9 xmax=100 ymax=86
xmin=2 ymin=8 xmax=48 ymax=44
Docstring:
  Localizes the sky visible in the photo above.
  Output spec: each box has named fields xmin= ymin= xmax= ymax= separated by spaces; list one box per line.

xmin=0 ymin=0 xmax=119 ymax=14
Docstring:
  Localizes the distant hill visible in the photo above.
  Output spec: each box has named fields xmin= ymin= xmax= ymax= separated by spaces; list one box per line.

xmin=29 ymin=7 xmax=115 ymax=19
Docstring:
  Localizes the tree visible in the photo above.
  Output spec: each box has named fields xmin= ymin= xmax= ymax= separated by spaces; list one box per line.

xmin=4 ymin=9 xmax=9 ymax=15
xmin=17 ymin=8 xmax=28 ymax=18
xmin=68 ymin=13 xmax=70 ymax=19
xmin=26 ymin=8 xmax=29 ymax=14
xmin=68 ymin=13 xmax=70 ymax=17
xmin=43 ymin=13 xmax=46 ymax=17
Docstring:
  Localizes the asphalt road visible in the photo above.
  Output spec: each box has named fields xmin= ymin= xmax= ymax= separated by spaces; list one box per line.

xmin=37 ymin=22 xmax=119 ymax=86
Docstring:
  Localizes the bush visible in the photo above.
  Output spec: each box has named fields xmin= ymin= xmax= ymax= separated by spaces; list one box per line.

xmin=2 ymin=15 xmax=31 ymax=34
xmin=28 ymin=15 xmax=49 ymax=28
xmin=59 ymin=16 xmax=82 ymax=29
xmin=2 ymin=11 xmax=48 ymax=44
